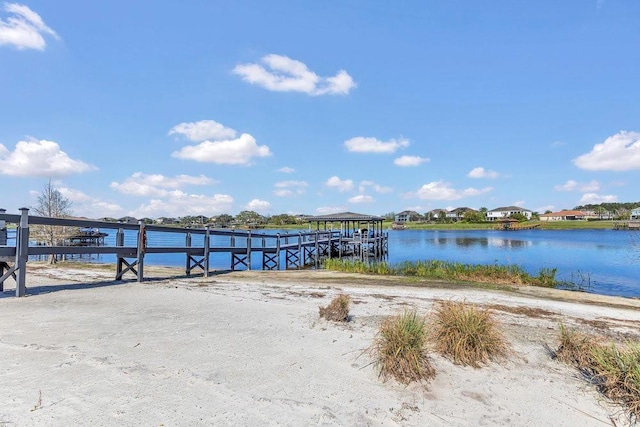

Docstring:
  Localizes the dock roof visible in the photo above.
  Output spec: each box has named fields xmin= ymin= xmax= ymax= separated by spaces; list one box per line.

xmin=307 ymin=212 xmax=384 ymax=222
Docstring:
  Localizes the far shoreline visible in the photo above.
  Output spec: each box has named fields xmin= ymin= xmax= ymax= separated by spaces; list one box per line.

xmin=263 ymin=219 xmax=626 ymax=231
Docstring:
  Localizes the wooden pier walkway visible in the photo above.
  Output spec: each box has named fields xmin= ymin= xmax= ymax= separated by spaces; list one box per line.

xmin=0 ymin=209 xmax=388 ymax=297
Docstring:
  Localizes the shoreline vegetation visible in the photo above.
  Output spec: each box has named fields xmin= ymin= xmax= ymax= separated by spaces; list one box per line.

xmin=263 ymin=219 xmax=626 ymax=231
xmin=323 ymin=259 xmax=574 ymax=290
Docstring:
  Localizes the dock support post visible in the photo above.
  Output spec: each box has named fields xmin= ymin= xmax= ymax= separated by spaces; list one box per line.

xmin=116 ymin=228 xmax=124 ymax=279
xmin=230 ymin=230 xmax=235 ymax=271
xmin=247 ymin=231 xmax=252 ymax=270
xmin=315 ymin=231 xmax=319 ymax=268
xmin=15 ymin=208 xmax=29 ymax=297
xmin=137 ymin=222 xmax=145 ymax=282
xmin=276 ymin=234 xmax=281 ymax=270
xmin=204 ymin=227 xmax=210 ymax=277
xmin=298 ymin=232 xmax=302 ymax=268
xmin=185 ymin=230 xmax=192 ymax=276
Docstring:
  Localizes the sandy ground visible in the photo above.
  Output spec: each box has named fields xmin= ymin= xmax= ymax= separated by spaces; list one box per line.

xmin=1 ymin=264 xmax=640 ymax=426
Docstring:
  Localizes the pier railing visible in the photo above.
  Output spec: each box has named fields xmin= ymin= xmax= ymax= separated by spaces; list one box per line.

xmin=0 ymin=208 xmax=387 ymax=297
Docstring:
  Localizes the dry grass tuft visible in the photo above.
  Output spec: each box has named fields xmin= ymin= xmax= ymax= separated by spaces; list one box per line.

xmin=556 ymin=325 xmax=640 ymax=421
xmin=555 ymin=324 xmax=601 ymax=369
xmin=319 ymin=294 xmax=351 ymax=322
xmin=371 ymin=310 xmax=435 ymax=385
xmin=430 ymin=300 xmax=509 ymax=368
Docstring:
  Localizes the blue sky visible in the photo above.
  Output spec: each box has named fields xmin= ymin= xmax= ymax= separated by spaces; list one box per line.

xmin=1 ymin=1 xmax=639 ymax=219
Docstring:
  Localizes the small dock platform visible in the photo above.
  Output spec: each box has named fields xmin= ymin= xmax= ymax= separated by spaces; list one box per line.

xmin=494 ymin=219 xmax=540 ymax=231
xmin=66 ymin=228 xmax=109 ymax=246
xmin=613 ymin=221 xmax=640 ymax=230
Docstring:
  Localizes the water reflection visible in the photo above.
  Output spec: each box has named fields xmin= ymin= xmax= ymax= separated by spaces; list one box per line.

xmin=387 ymin=229 xmax=639 ymax=297
xmin=425 ymin=236 xmax=531 ymax=249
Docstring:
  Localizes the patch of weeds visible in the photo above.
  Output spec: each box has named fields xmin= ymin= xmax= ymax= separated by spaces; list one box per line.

xmin=430 ymin=300 xmax=509 ymax=368
xmin=371 ymin=309 xmax=435 ymax=385
xmin=319 ymin=294 xmax=351 ymax=322
xmin=555 ymin=324 xmax=640 ymax=422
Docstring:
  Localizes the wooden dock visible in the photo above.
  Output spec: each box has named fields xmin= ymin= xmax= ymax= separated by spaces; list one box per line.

xmin=0 ymin=209 xmax=388 ymax=297
xmin=613 ymin=221 xmax=640 ymax=230
xmin=494 ymin=220 xmax=540 ymax=231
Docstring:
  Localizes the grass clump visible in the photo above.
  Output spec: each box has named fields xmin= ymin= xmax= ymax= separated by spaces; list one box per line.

xmin=323 ymin=258 xmax=561 ymax=288
xmin=555 ymin=325 xmax=640 ymax=421
xmin=555 ymin=324 xmax=601 ymax=368
xmin=372 ymin=310 xmax=435 ymax=385
xmin=319 ymin=294 xmax=351 ymax=322
xmin=430 ymin=300 xmax=509 ymax=368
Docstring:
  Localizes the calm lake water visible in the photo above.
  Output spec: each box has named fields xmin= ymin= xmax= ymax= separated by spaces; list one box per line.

xmin=386 ymin=229 xmax=639 ymax=298
xmin=14 ymin=228 xmax=640 ymax=298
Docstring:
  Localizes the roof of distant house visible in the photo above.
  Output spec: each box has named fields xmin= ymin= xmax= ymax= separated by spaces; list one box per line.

xmin=540 ymin=210 xmax=587 ymax=217
xmin=489 ymin=206 xmax=532 ymax=212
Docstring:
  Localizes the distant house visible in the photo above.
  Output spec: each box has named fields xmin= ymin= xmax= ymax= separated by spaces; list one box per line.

xmin=446 ymin=207 xmax=477 ymax=222
xmin=631 ymin=207 xmax=640 ymax=220
xmin=395 ymin=210 xmax=421 ymax=223
xmin=539 ymin=210 xmax=588 ymax=221
xmin=155 ymin=217 xmax=178 ymax=225
xmin=425 ymin=209 xmax=447 ymax=221
xmin=118 ymin=216 xmax=138 ymax=224
xmin=487 ymin=206 xmax=532 ymax=221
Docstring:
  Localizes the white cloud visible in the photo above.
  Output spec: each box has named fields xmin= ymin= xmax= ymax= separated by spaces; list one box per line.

xmin=273 ymin=180 xmax=308 ymax=196
xmin=233 ymin=54 xmax=356 ymax=96
xmin=325 ymin=176 xmax=354 ymax=192
xmin=58 ymin=187 xmax=91 ymax=202
xmin=245 ymin=198 xmax=271 ymax=213
xmin=110 ymin=172 xmax=215 ymax=197
xmin=573 ymin=131 xmax=640 ymax=171
xmin=345 ymin=136 xmax=410 ymax=154
xmin=513 ymin=200 xmax=526 ymax=207
xmin=169 ymin=120 xmax=237 ymax=142
xmin=554 ymin=179 xmax=600 ymax=192
xmin=468 ymin=167 xmax=499 ymax=179
xmin=278 ymin=166 xmax=295 ymax=173
xmin=0 ymin=3 xmax=59 ymax=50
xmin=131 ymin=192 xmax=234 ymax=218
xmin=394 ymin=155 xmax=429 ymax=167
xmin=315 ymin=206 xmax=345 ymax=215
xmin=579 ymin=193 xmax=618 ymax=204
xmin=273 ymin=189 xmax=293 ymax=197
xmin=0 ymin=139 xmax=95 ymax=177
xmin=554 ymin=179 xmax=578 ymax=192
xmin=348 ymin=194 xmax=374 ymax=204
xmin=359 ymin=180 xmax=393 ymax=194
xmin=408 ymin=181 xmax=493 ymax=201
xmin=172 ymin=133 xmax=272 ymax=165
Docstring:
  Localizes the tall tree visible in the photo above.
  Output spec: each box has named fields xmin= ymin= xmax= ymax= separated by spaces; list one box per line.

xmin=31 ymin=180 xmax=73 ymax=264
